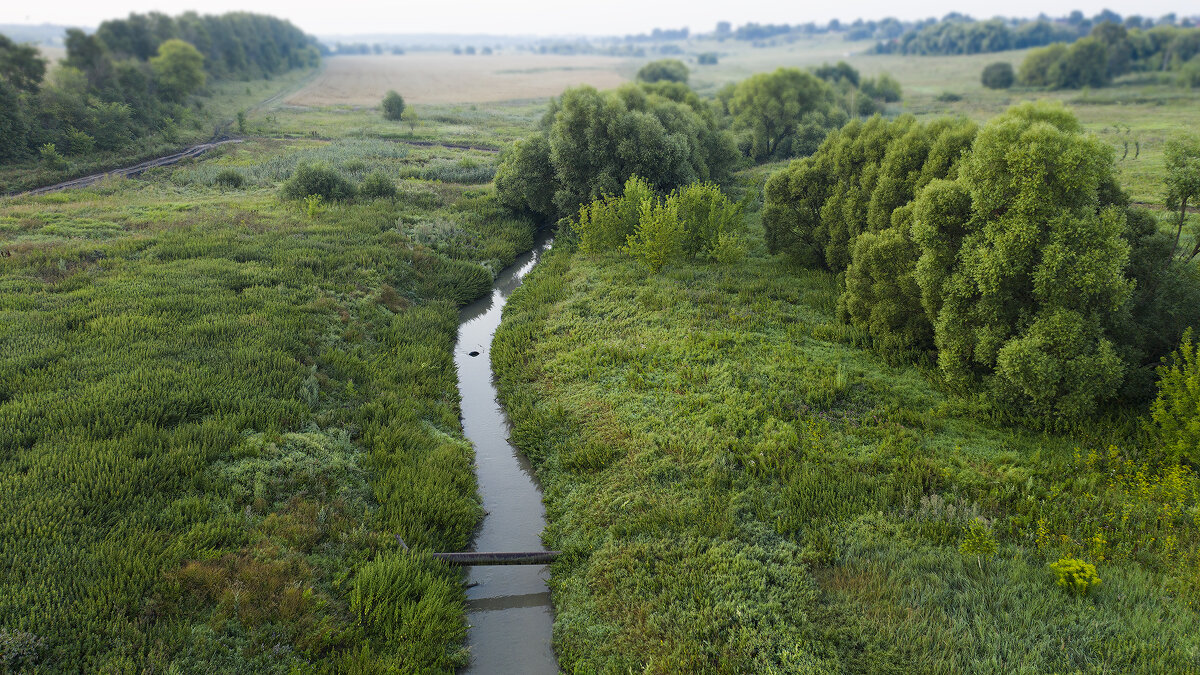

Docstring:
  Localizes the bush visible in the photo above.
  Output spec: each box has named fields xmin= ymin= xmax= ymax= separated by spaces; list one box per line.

xmin=1048 ymin=557 xmax=1101 ymax=595
xmin=697 ymin=52 xmax=718 ymax=65
xmin=935 ymin=91 xmax=963 ymax=102
xmin=636 ymin=59 xmax=688 ymax=83
xmin=281 ymin=163 xmax=356 ymax=201
xmin=382 ymin=90 xmax=405 ymax=121
xmin=624 ymin=198 xmax=683 ymax=273
xmin=981 ymin=62 xmax=1015 ymax=89
xmin=39 ymin=142 xmax=68 ymax=170
xmin=958 ymin=520 xmax=998 ymax=570
xmin=359 ymin=171 xmax=397 ymax=200
xmin=1150 ymin=329 xmax=1200 ymax=464
xmin=213 ymin=168 xmax=246 ymax=188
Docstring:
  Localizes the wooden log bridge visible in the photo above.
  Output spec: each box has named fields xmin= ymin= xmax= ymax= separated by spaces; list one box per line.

xmin=433 ymin=551 xmax=560 ymax=566
xmin=397 ymin=535 xmax=560 ymax=565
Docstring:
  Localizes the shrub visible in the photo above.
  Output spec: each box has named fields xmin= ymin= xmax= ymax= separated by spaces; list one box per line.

xmin=303 ymin=194 xmax=325 ymax=219
xmin=1048 ymin=557 xmax=1101 ymax=595
xmin=213 ymin=168 xmax=246 ymax=189
xmin=935 ymin=91 xmax=963 ymax=102
xmin=573 ymin=176 xmax=652 ymax=254
xmin=697 ymin=52 xmax=718 ymax=65
xmin=636 ymin=59 xmax=688 ymax=83
xmin=981 ymin=62 xmax=1015 ymax=89
xmin=382 ymin=90 xmax=405 ymax=121
xmin=39 ymin=143 xmax=68 ymax=170
xmin=670 ymin=181 xmax=744 ymax=256
xmin=359 ymin=171 xmax=397 ymax=200
xmin=624 ymin=197 xmax=683 ymax=273
xmin=65 ymin=127 xmax=95 ymax=155
xmin=958 ymin=520 xmax=998 ymax=570
xmin=281 ymin=163 xmax=356 ymax=201
xmin=862 ymin=73 xmax=903 ymax=102
xmin=1150 ymin=329 xmax=1200 ymax=464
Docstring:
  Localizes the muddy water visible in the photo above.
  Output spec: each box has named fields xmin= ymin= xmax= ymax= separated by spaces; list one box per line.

xmin=455 ymin=233 xmax=557 ymax=674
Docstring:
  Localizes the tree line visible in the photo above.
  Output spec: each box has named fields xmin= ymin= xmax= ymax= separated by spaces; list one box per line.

xmin=0 ymin=12 xmax=318 ymax=167
xmin=763 ymin=103 xmax=1200 ymax=424
xmin=496 ymin=60 xmax=901 ymax=221
xmin=871 ymin=10 xmax=1193 ymax=56
xmin=1017 ymin=22 xmax=1200 ymax=89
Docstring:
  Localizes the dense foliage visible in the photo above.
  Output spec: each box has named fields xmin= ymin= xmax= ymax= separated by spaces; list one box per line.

xmin=569 ymin=176 xmax=746 ymax=271
xmin=874 ymin=17 xmax=1080 ymax=55
xmin=764 ymin=103 xmax=1200 ymax=421
xmin=495 ymin=83 xmax=737 ymax=220
xmin=980 ymin=61 xmax=1015 ymax=89
xmin=1018 ymin=22 xmax=1200 ymax=89
xmin=381 ymin=90 xmax=405 ymax=121
xmin=0 ymin=12 xmax=317 ymax=172
xmin=1151 ymin=330 xmax=1200 ymax=464
xmin=635 ymin=58 xmax=688 ymax=84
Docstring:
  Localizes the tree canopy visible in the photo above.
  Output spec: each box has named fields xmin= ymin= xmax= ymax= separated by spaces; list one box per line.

xmin=636 ymin=59 xmax=689 ymax=84
xmin=150 ymin=39 xmax=206 ymax=101
xmin=496 ymin=83 xmax=737 ymax=220
xmin=763 ymin=102 xmax=1200 ymax=422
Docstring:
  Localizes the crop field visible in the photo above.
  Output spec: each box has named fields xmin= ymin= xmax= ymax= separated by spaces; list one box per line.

xmin=286 ymin=53 xmax=633 ymax=106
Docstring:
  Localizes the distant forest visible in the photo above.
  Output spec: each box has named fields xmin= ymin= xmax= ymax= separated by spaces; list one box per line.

xmin=0 ymin=12 xmax=319 ymax=165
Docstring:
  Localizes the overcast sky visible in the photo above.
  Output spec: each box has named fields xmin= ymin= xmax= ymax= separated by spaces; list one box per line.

xmin=2 ymin=0 xmax=1194 ymax=37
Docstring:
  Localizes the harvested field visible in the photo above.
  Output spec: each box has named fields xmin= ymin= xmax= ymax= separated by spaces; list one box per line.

xmin=287 ymin=53 xmax=632 ymax=105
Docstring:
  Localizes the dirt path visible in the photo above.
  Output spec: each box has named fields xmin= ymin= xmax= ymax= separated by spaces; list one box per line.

xmin=17 ymin=140 xmax=242 ymax=197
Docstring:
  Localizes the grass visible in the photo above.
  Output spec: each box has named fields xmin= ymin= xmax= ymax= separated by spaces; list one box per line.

xmin=0 ymin=95 xmax=535 ymax=672
xmin=493 ymin=197 xmax=1200 ymax=671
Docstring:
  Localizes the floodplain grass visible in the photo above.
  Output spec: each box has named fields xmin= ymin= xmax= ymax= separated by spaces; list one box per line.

xmin=0 ymin=97 xmax=535 ymax=671
xmin=495 ymin=215 xmax=1200 ymax=672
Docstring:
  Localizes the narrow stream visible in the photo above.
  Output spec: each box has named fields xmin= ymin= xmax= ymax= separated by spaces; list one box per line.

xmin=455 ymin=232 xmax=557 ymax=675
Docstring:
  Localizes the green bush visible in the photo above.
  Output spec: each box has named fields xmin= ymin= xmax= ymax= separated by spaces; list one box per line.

xmin=958 ymin=519 xmax=998 ymax=570
xmin=213 ymin=168 xmax=246 ymax=188
xmin=981 ymin=62 xmax=1015 ymax=89
xmin=39 ymin=142 xmax=68 ymax=170
xmin=624 ymin=197 xmax=683 ymax=273
xmin=636 ymin=59 xmax=688 ymax=83
xmin=1048 ymin=557 xmax=1101 ymax=595
xmin=382 ymin=90 xmax=405 ymax=121
xmin=281 ymin=162 xmax=356 ymax=201
xmin=697 ymin=52 xmax=718 ymax=66
xmin=1151 ymin=330 xmax=1200 ymax=464
xmin=359 ymin=171 xmax=397 ymax=200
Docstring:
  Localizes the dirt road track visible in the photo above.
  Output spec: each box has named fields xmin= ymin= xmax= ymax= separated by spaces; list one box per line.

xmin=17 ymin=140 xmax=242 ymax=197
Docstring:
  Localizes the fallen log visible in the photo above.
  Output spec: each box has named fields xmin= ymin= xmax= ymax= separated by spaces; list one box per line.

xmin=431 ymin=551 xmax=560 ymax=566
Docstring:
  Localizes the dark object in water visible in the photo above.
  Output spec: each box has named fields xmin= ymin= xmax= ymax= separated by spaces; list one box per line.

xmin=469 ymin=350 xmax=481 ymax=357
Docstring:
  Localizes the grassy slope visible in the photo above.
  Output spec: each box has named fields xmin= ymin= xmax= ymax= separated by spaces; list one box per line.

xmin=0 ymin=108 xmax=531 ymax=670
xmin=494 ymin=205 xmax=1200 ymax=672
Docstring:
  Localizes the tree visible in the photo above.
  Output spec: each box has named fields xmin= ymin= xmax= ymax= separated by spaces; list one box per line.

xmin=1164 ymin=132 xmax=1200 ymax=258
xmin=0 ymin=34 xmax=47 ymax=93
xmin=981 ymin=62 xmax=1015 ymax=89
xmin=1018 ymin=43 xmax=1068 ymax=86
xmin=1150 ymin=329 xmax=1200 ymax=464
xmin=728 ymin=68 xmax=842 ymax=162
xmin=0 ymin=79 xmax=30 ymax=162
xmin=636 ymin=59 xmax=688 ymax=84
xmin=150 ymin=39 xmax=205 ymax=101
xmin=382 ymin=90 xmax=405 ymax=120
xmin=917 ymin=102 xmax=1133 ymax=421
xmin=496 ymin=84 xmax=736 ymax=220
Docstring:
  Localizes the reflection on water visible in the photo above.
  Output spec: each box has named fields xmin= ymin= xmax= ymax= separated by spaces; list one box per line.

xmin=455 ymin=231 xmax=557 ymax=675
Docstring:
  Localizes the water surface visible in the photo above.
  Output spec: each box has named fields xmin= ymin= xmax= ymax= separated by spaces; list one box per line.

xmin=455 ymin=233 xmax=557 ymax=674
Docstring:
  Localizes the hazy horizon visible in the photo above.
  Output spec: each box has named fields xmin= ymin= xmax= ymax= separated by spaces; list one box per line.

xmin=2 ymin=0 xmax=1197 ymax=39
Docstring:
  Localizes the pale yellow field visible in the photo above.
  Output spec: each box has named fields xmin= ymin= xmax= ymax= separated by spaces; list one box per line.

xmin=287 ymin=53 xmax=633 ymax=105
